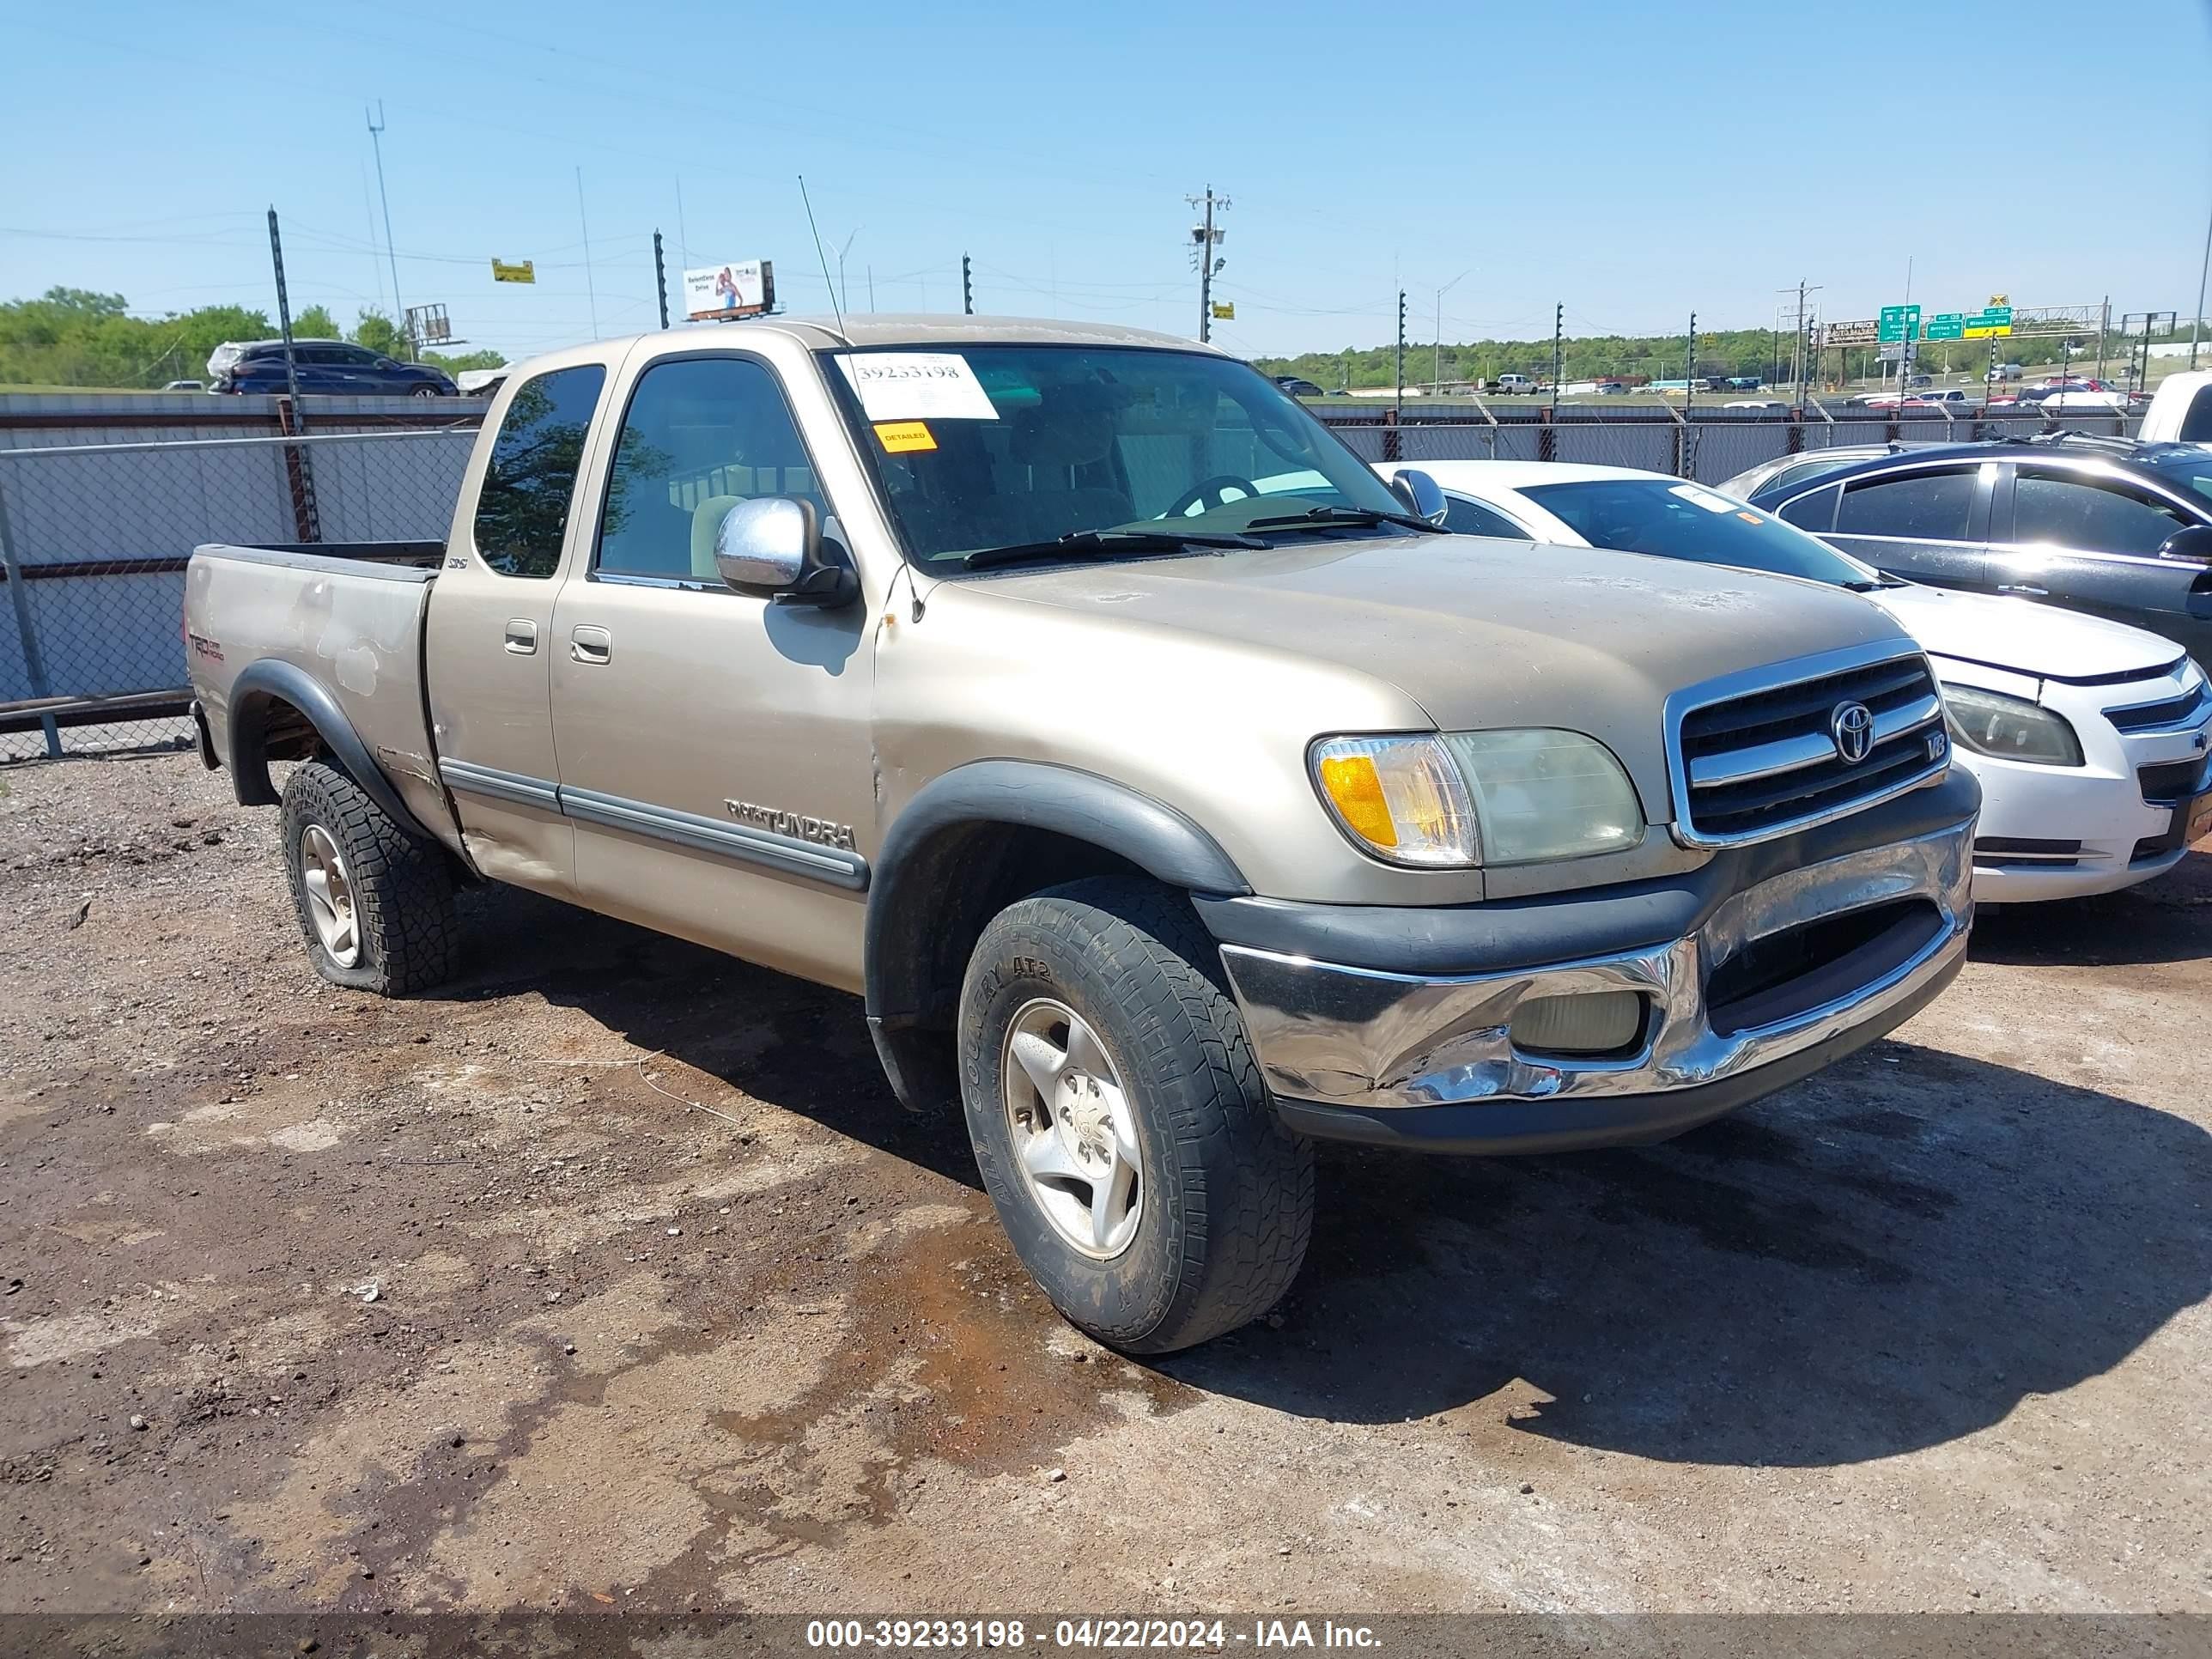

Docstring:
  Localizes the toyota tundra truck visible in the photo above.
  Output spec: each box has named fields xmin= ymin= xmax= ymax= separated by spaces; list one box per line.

xmin=184 ymin=317 xmax=1977 ymax=1354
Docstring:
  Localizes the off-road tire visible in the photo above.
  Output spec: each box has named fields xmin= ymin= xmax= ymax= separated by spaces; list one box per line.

xmin=958 ymin=877 xmax=1315 ymax=1354
xmin=279 ymin=760 xmax=459 ymax=996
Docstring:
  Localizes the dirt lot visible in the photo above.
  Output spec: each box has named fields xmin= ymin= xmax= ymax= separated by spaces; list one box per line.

xmin=0 ymin=752 xmax=2207 ymax=1618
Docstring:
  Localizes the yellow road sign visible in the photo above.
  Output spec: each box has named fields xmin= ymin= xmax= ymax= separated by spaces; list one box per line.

xmin=491 ymin=259 xmax=536 ymax=284
xmin=1211 ymin=301 xmax=1235 ymax=320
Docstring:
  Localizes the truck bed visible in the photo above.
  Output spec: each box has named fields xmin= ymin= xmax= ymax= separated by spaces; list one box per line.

xmin=185 ymin=540 xmax=463 ymax=852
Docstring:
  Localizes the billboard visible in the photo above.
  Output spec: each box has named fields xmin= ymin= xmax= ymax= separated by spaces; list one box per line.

xmin=684 ymin=259 xmax=775 ymax=321
xmin=1821 ymin=319 xmax=1879 ymax=348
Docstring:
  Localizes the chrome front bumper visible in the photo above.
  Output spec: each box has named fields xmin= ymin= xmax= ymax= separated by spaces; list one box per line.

xmin=1218 ymin=817 xmax=1974 ymax=1153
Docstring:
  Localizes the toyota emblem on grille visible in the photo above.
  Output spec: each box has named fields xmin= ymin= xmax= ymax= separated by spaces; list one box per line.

xmin=1831 ymin=700 xmax=1876 ymax=764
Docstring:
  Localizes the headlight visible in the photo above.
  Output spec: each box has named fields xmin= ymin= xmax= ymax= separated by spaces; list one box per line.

xmin=1942 ymin=684 xmax=2083 ymax=766
xmin=1311 ymin=730 xmax=1644 ymax=867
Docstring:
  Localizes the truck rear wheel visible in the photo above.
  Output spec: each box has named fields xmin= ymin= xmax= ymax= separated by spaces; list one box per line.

xmin=279 ymin=761 xmax=459 ymax=996
xmin=957 ymin=877 xmax=1314 ymax=1355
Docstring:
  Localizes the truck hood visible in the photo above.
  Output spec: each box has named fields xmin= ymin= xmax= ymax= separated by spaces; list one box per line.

xmin=1867 ymin=582 xmax=2183 ymax=682
xmin=956 ymin=534 xmax=1912 ymax=817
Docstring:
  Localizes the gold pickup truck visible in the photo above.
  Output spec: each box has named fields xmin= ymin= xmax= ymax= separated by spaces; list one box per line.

xmin=185 ymin=317 xmax=1976 ymax=1353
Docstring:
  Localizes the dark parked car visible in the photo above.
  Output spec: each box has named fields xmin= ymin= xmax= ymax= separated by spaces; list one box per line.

xmin=1725 ymin=434 xmax=2212 ymax=660
xmin=207 ymin=339 xmax=455 ymax=398
xmin=1271 ymin=374 xmax=1326 ymax=398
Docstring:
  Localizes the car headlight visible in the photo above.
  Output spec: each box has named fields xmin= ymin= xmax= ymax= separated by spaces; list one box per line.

xmin=1942 ymin=684 xmax=2083 ymax=766
xmin=1310 ymin=730 xmax=1644 ymax=867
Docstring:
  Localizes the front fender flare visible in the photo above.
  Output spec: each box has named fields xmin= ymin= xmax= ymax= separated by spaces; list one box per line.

xmin=225 ymin=659 xmax=436 ymax=843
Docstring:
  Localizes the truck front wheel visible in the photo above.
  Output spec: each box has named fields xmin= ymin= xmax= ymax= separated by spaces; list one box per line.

xmin=279 ymin=761 xmax=459 ymax=996
xmin=957 ymin=878 xmax=1315 ymax=1354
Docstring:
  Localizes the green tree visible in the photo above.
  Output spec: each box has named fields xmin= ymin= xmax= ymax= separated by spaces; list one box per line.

xmin=351 ymin=308 xmax=408 ymax=360
xmin=292 ymin=304 xmax=340 ymax=339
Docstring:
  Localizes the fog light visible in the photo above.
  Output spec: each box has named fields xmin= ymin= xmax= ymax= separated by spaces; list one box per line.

xmin=1510 ymin=991 xmax=1644 ymax=1057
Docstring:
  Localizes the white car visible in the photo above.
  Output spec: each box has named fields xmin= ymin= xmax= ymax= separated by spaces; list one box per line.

xmin=1377 ymin=459 xmax=2211 ymax=903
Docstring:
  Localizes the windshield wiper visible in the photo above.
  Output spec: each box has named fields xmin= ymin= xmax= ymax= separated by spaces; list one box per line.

xmin=1241 ymin=505 xmax=1447 ymax=536
xmin=960 ymin=527 xmax=1265 ymax=570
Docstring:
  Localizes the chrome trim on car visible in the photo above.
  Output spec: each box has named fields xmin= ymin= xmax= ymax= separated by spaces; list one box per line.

xmin=439 ymin=757 xmax=561 ymax=812
xmin=561 ymin=785 xmax=870 ymax=890
xmin=1686 ymin=692 xmax=1942 ymax=788
xmin=1218 ymin=817 xmax=1972 ymax=1114
xmin=437 ymin=764 xmax=869 ymax=890
xmin=1664 ymin=641 xmax=1948 ymax=848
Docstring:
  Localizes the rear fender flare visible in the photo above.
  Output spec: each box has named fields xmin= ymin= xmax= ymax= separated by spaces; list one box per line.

xmin=225 ymin=659 xmax=434 ymax=843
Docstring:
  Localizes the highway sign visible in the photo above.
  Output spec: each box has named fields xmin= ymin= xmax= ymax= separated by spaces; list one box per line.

xmin=1962 ymin=304 xmax=2014 ymax=339
xmin=490 ymin=259 xmax=536 ymax=284
xmin=1878 ymin=304 xmax=1922 ymax=343
xmin=1926 ymin=313 xmax=1965 ymax=341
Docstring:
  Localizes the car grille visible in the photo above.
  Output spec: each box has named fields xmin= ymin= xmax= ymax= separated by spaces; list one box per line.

xmin=2106 ymin=678 xmax=2210 ymax=734
xmin=2139 ymin=757 xmax=2211 ymax=805
xmin=1676 ymin=652 xmax=1947 ymax=843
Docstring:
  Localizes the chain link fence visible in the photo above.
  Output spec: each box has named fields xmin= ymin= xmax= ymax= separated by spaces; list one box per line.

xmin=0 ymin=400 xmax=2148 ymax=767
xmin=1 ymin=424 xmax=478 ymax=764
xmin=1316 ymin=403 xmax=2141 ymax=479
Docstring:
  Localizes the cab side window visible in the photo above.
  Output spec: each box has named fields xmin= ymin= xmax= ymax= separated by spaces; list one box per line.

xmin=2011 ymin=470 xmax=2187 ymax=556
xmin=472 ymin=364 xmax=608 ymax=578
xmin=1834 ymin=469 xmax=1975 ymax=540
xmin=595 ymin=357 xmax=824 ymax=582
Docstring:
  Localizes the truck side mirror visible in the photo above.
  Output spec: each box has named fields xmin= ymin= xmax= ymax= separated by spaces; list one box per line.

xmin=2156 ymin=524 xmax=2212 ymax=564
xmin=1388 ymin=469 xmax=1449 ymax=526
xmin=713 ymin=496 xmax=859 ymax=608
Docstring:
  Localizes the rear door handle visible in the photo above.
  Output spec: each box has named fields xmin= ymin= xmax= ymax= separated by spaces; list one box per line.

xmin=503 ymin=618 xmax=538 ymax=654
xmin=1997 ymin=584 xmax=2048 ymax=598
xmin=570 ymin=624 xmax=612 ymax=665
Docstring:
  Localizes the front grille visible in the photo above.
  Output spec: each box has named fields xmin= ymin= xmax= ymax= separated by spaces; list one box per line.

xmin=1677 ymin=653 xmax=1947 ymax=843
xmin=2106 ymin=679 xmax=2211 ymax=734
xmin=2139 ymin=757 xmax=2210 ymax=805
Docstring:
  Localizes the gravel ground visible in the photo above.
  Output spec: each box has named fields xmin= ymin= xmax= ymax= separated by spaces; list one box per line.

xmin=0 ymin=753 xmax=2206 ymax=1617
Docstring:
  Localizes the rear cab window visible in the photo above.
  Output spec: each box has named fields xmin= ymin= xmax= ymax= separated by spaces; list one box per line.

xmin=471 ymin=364 xmax=609 ymax=578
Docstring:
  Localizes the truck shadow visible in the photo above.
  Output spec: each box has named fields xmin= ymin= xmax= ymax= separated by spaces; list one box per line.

xmin=452 ymin=884 xmax=2211 ymax=1472
xmin=1970 ymin=848 xmax=2211 ymax=967
xmin=1166 ymin=1040 xmax=2212 ymax=1467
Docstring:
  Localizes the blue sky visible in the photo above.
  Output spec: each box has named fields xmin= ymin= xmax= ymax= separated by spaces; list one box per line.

xmin=5 ymin=0 xmax=2209 ymax=362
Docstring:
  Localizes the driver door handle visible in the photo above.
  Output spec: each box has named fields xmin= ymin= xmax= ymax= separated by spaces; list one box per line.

xmin=570 ymin=624 xmax=612 ymax=665
xmin=502 ymin=618 xmax=538 ymax=654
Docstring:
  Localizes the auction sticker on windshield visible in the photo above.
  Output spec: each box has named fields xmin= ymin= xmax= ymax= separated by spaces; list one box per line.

xmin=872 ymin=421 xmax=937 ymax=453
xmin=836 ymin=353 xmax=999 ymax=421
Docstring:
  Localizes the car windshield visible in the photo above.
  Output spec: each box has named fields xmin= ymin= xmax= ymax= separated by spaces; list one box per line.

xmin=2138 ymin=446 xmax=2212 ymax=509
xmin=821 ymin=343 xmax=1412 ymax=564
xmin=1520 ymin=478 xmax=1888 ymax=588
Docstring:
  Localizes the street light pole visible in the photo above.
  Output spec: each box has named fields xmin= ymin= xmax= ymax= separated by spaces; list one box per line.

xmin=2193 ymin=200 xmax=2211 ymax=369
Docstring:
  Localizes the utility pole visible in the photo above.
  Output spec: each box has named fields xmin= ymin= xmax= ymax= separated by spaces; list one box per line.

xmin=653 ymin=231 xmax=669 ymax=330
xmin=1684 ymin=311 xmax=1696 ymax=420
xmin=1550 ymin=303 xmax=1564 ymax=416
xmin=1188 ymin=187 xmax=1228 ymax=342
xmin=364 ymin=103 xmax=405 ymax=358
xmin=962 ymin=253 xmax=974 ymax=315
xmin=2194 ymin=200 xmax=2211 ymax=368
xmin=266 ymin=209 xmax=307 ymax=430
xmin=1395 ymin=290 xmax=1407 ymax=420
xmin=2094 ymin=295 xmax=2109 ymax=386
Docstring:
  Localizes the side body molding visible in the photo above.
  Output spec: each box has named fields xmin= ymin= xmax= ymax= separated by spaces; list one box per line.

xmin=223 ymin=659 xmax=438 ymax=844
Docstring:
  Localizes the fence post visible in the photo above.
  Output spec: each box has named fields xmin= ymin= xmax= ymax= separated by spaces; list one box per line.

xmin=1538 ymin=402 xmax=1555 ymax=465
xmin=0 ymin=465 xmax=63 ymax=759
xmin=1382 ymin=407 xmax=1401 ymax=465
xmin=277 ymin=397 xmax=321 ymax=543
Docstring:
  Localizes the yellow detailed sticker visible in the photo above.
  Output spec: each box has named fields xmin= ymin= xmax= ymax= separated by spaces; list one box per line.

xmin=873 ymin=421 xmax=937 ymax=453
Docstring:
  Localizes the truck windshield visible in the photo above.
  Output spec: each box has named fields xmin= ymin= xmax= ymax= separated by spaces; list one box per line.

xmin=821 ymin=343 xmax=1411 ymax=563
xmin=1520 ymin=478 xmax=1893 ymax=589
